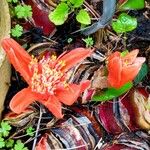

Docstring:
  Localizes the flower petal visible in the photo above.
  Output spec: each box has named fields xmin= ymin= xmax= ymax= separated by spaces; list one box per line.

xmin=57 ymin=48 xmax=93 ymax=72
xmin=40 ymin=95 xmax=63 ymax=119
xmin=108 ymin=54 xmax=122 ymax=88
xmin=122 ymin=49 xmax=139 ymax=64
xmin=120 ymin=57 xmax=146 ymax=86
xmin=1 ymin=38 xmax=32 ymax=83
xmin=56 ymin=81 xmax=90 ymax=106
xmin=10 ymin=88 xmax=37 ymax=114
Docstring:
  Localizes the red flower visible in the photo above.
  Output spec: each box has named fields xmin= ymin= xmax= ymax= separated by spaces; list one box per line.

xmin=107 ymin=50 xmax=145 ymax=88
xmin=2 ymin=38 xmax=93 ymax=118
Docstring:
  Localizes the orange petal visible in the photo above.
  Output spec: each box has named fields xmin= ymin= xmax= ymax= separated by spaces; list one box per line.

xmin=108 ymin=55 xmax=122 ymax=88
xmin=108 ymin=51 xmax=120 ymax=62
xmin=79 ymin=80 xmax=91 ymax=92
xmin=120 ymin=57 xmax=146 ymax=86
xmin=1 ymin=38 xmax=32 ymax=83
xmin=40 ymin=95 xmax=63 ymax=119
xmin=10 ymin=88 xmax=37 ymax=114
xmin=57 ymin=48 xmax=93 ymax=72
xmin=56 ymin=81 xmax=90 ymax=106
xmin=122 ymin=49 xmax=139 ymax=64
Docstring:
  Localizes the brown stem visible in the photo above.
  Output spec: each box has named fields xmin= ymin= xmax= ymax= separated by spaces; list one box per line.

xmin=83 ymin=1 xmax=100 ymax=18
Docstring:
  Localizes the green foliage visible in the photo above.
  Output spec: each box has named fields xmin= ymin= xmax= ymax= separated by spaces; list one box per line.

xmin=0 ymin=121 xmax=11 ymax=137
xmin=82 ymin=36 xmax=94 ymax=47
xmin=11 ymin=24 xmax=23 ymax=38
xmin=26 ymin=126 xmax=35 ymax=137
xmin=69 ymin=0 xmax=84 ymax=8
xmin=0 ymin=120 xmax=29 ymax=149
xmin=92 ymin=82 xmax=133 ymax=102
xmin=6 ymin=139 xmax=14 ymax=148
xmin=119 ymin=0 xmax=145 ymax=10
xmin=76 ymin=9 xmax=91 ymax=25
xmin=7 ymin=0 xmax=18 ymax=3
xmin=49 ymin=3 xmax=69 ymax=25
xmin=112 ymin=13 xmax=137 ymax=34
xmin=14 ymin=140 xmax=28 ymax=150
xmin=134 ymin=63 xmax=149 ymax=85
xmin=0 ymin=137 xmax=5 ymax=148
xmin=14 ymin=5 xmax=32 ymax=19
xmin=49 ymin=0 xmax=91 ymax=25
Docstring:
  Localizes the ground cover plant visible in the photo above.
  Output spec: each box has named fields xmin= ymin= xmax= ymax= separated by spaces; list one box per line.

xmin=0 ymin=0 xmax=150 ymax=149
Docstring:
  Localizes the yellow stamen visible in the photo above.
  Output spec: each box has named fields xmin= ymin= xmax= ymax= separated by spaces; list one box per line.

xmin=29 ymin=56 xmax=68 ymax=94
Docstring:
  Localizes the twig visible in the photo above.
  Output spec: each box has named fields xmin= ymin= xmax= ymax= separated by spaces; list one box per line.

xmin=84 ymin=1 xmax=100 ymax=18
xmin=32 ymin=104 xmax=43 ymax=150
xmin=24 ymin=134 xmax=41 ymax=145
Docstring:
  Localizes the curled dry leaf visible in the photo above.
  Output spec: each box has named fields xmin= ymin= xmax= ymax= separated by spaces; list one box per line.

xmin=95 ymin=87 xmax=150 ymax=135
xmin=101 ymin=132 xmax=150 ymax=150
xmin=36 ymin=109 xmax=101 ymax=149
xmin=91 ymin=66 xmax=108 ymax=89
xmin=3 ymin=107 xmax=38 ymax=127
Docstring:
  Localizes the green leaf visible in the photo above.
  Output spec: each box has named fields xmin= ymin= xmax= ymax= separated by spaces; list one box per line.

xmin=119 ymin=0 xmax=145 ymax=10
xmin=69 ymin=0 xmax=84 ymax=8
xmin=112 ymin=13 xmax=137 ymax=33
xmin=14 ymin=140 xmax=28 ymax=150
xmin=26 ymin=126 xmax=35 ymax=137
xmin=49 ymin=3 xmax=69 ymax=25
xmin=15 ymin=5 xmax=32 ymax=19
xmin=11 ymin=24 xmax=23 ymax=38
xmin=0 ymin=137 xmax=5 ymax=148
xmin=76 ymin=9 xmax=91 ymax=25
xmin=92 ymin=82 xmax=133 ymax=102
xmin=134 ymin=63 xmax=149 ymax=85
xmin=82 ymin=36 xmax=94 ymax=47
xmin=7 ymin=0 xmax=18 ymax=3
xmin=6 ymin=139 xmax=14 ymax=148
xmin=0 ymin=121 xmax=11 ymax=137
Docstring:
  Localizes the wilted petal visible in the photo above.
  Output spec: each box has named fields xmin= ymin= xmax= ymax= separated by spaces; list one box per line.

xmin=10 ymin=88 xmax=37 ymax=114
xmin=56 ymin=81 xmax=90 ymax=106
xmin=1 ymin=38 xmax=32 ymax=83
xmin=122 ymin=49 xmax=139 ymax=64
xmin=57 ymin=48 xmax=93 ymax=72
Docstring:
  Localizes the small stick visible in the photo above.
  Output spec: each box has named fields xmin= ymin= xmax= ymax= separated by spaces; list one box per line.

xmin=32 ymin=104 xmax=43 ymax=150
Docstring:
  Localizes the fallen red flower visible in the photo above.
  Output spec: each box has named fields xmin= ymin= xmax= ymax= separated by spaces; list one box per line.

xmin=2 ymin=38 xmax=93 ymax=118
xmin=107 ymin=50 xmax=145 ymax=88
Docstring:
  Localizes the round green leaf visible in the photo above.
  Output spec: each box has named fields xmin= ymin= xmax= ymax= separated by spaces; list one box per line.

xmin=76 ymin=9 xmax=91 ymax=25
xmin=49 ymin=3 xmax=69 ymax=25
xmin=112 ymin=13 xmax=137 ymax=33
